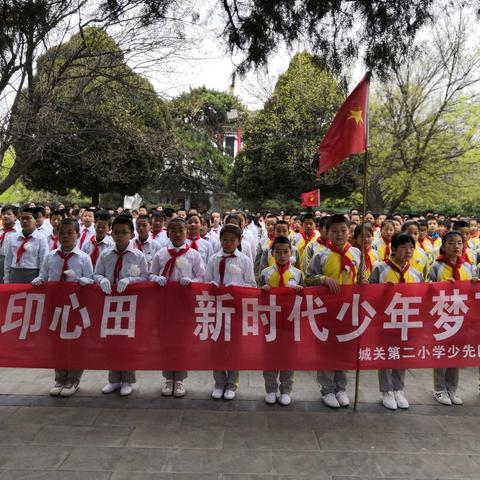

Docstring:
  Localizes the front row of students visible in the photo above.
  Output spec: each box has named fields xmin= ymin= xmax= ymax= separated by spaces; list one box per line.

xmin=7 ymin=211 xmax=477 ymax=409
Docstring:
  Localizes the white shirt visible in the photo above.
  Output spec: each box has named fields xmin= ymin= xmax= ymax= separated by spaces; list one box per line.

xmin=78 ymin=224 xmax=96 ymax=249
xmin=130 ymin=236 xmax=161 ymax=268
xmin=36 ymin=222 xmax=53 ymax=239
xmin=205 ymin=248 xmax=256 ymax=287
xmin=240 ymin=237 xmax=254 ymax=264
xmin=38 ymin=246 xmax=94 ymax=281
xmin=94 ymin=244 xmax=149 ymax=284
xmin=4 ymin=230 xmax=49 ymax=282
xmin=151 ymin=230 xmax=169 ymax=247
xmin=0 ymin=225 xmax=19 ymax=256
xmin=186 ymin=236 xmax=213 ymax=267
xmin=203 ymin=232 xmax=221 ymax=253
xmin=81 ymin=235 xmax=115 ymax=266
xmin=150 ymin=242 xmax=205 ymax=282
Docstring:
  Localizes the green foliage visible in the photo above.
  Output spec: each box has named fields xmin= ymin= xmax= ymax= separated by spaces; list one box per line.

xmin=230 ymin=52 xmax=360 ymax=210
xmin=13 ymin=27 xmax=171 ymax=202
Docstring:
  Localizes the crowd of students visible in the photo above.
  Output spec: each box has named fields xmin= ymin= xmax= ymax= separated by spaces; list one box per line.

xmin=0 ymin=203 xmax=478 ymax=410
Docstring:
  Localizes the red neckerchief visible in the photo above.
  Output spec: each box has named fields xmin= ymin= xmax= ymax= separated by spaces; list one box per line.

xmin=219 ymin=253 xmax=236 ymax=285
xmin=301 ymin=231 xmax=315 ymax=244
xmin=151 ymin=230 xmax=161 ymax=240
xmin=79 ymin=228 xmax=89 ymax=249
xmin=385 ymin=259 xmax=409 ymax=283
xmin=57 ymin=250 xmax=75 ymax=281
xmin=50 ymin=234 xmax=58 ymax=250
xmin=162 ymin=245 xmax=190 ymax=280
xmin=188 ymin=235 xmax=200 ymax=251
xmin=437 ymin=255 xmax=465 ymax=280
xmin=113 ymin=250 xmax=128 ymax=283
xmin=275 ymin=262 xmax=290 ymax=287
xmin=90 ymin=237 xmax=102 ymax=267
xmin=16 ymin=233 xmax=32 ymax=266
xmin=135 ymin=238 xmax=148 ymax=252
xmin=381 ymin=236 xmax=391 ymax=261
xmin=0 ymin=227 xmax=15 ymax=248
xmin=326 ymin=241 xmax=356 ymax=282
xmin=317 ymin=237 xmax=327 ymax=247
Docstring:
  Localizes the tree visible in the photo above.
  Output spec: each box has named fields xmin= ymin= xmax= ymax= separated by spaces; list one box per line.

xmin=230 ymin=52 xmax=361 ymax=209
xmin=14 ymin=27 xmax=171 ymax=205
xmin=367 ymin=12 xmax=480 ymax=213
xmin=156 ymin=87 xmax=245 ymax=200
xmin=219 ymin=0 xmax=438 ymax=77
xmin=0 ymin=0 xmax=200 ymax=195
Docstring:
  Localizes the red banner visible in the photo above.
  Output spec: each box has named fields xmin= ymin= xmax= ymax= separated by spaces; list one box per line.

xmin=0 ymin=281 xmax=479 ymax=370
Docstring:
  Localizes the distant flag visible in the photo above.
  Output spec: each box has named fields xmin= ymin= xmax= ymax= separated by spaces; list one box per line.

xmin=300 ymin=189 xmax=320 ymax=207
xmin=317 ymin=73 xmax=370 ymax=175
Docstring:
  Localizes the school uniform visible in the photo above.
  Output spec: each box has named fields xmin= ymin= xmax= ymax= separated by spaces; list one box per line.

xmin=36 ymin=246 xmax=94 ymax=386
xmin=302 ymin=237 xmax=327 ymax=273
xmin=409 ymin=245 xmax=429 ymax=279
xmin=94 ymin=245 xmax=149 ymax=384
xmin=35 ymin=221 xmax=53 ymax=239
xmin=48 ymin=233 xmax=59 ymax=251
xmin=151 ymin=229 xmax=169 ymax=247
xmin=4 ymin=230 xmax=49 ymax=284
xmin=291 ymin=231 xmax=320 ymax=266
xmin=78 ymin=224 xmax=95 ymax=250
xmin=150 ymin=242 xmax=206 ymax=382
xmin=369 ymin=260 xmax=423 ymax=393
xmin=0 ymin=225 xmax=18 ymax=283
xmin=306 ymin=242 xmax=362 ymax=396
xmin=81 ymin=235 xmax=115 ymax=268
xmin=428 ymin=257 xmax=477 ymax=395
xmin=259 ymin=263 xmax=303 ymax=395
xmin=186 ymin=235 xmax=213 ymax=267
xmin=418 ymin=238 xmax=435 ymax=264
xmin=203 ymin=231 xmax=221 ymax=253
xmin=363 ymin=247 xmax=381 ymax=280
xmin=426 ymin=234 xmax=442 ymax=258
xmin=205 ymin=248 xmax=256 ymax=392
xmin=468 ymin=236 xmax=480 ymax=252
xmin=131 ymin=236 xmax=161 ymax=269
xmin=259 ymin=244 xmax=300 ymax=274
xmin=372 ymin=236 xmax=392 ymax=261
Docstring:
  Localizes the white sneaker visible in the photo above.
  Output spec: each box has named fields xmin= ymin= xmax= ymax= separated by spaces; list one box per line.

xmin=223 ymin=389 xmax=235 ymax=400
xmin=161 ymin=380 xmax=174 ymax=397
xmin=322 ymin=393 xmax=340 ymax=408
xmin=174 ymin=381 xmax=186 ymax=398
xmin=394 ymin=390 xmax=409 ymax=409
xmin=211 ymin=388 xmax=223 ymax=399
xmin=120 ymin=382 xmax=133 ymax=396
xmin=264 ymin=392 xmax=277 ymax=405
xmin=448 ymin=391 xmax=463 ymax=405
xmin=335 ymin=391 xmax=350 ymax=407
xmin=382 ymin=391 xmax=397 ymax=410
xmin=60 ymin=383 xmax=79 ymax=397
xmin=434 ymin=391 xmax=452 ymax=406
xmin=50 ymin=383 xmax=64 ymax=396
xmin=279 ymin=393 xmax=291 ymax=406
xmin=102 ymin=382 xmax=121 ymax=394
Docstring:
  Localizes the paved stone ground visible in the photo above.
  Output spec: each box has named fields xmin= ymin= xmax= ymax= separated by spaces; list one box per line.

xmin=0 ymin=367 xmax=480 ymax=479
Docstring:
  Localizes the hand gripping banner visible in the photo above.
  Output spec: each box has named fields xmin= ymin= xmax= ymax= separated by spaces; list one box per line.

xmin=0 ymin=281 xmax=479 ymax=371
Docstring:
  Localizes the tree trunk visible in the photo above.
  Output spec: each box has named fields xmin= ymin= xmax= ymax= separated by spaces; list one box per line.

xmin=366 ymin=178 xmax=385 ymax=213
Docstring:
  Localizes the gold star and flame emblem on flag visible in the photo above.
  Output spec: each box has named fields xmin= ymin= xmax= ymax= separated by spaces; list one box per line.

xmin=347 ymin=101 xmax=364 ymax=125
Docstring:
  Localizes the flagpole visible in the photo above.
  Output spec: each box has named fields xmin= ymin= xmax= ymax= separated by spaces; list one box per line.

xmin=354 ymin=71 xmax=371 ymax=412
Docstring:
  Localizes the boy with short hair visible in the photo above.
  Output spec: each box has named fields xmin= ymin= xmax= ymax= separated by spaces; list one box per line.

xmin=259 ymin=236 xmax=303 ymax=406
xmin=94 ymin=216 xmax=149 ymax=396
xmin=4 ymin=207 xmax=49 ymax=284
xmin=132 ymin=215 xmax=161 ymax=269
xmin=0 ymin=205 xmax=18 ymax=283
xmin=291 ymin=213 xmax=320 ymax=266
xmin=48 ymin=209 xmax=68 ymax=251
xmin=34 ymin=206 xmax=53 ymax=239
xmin=426 ymin=215 xmax=442 ymax=256
xmin=150 ymin=217 xmax=205 ymax=397
xmin=78 ymin=208 xmax=96 ymax=249
xmin=302 ymin=215 xmax=329 ymax=273
xmin=151 ymin=211 xmax=168 ymax=246
xmin=32 ymin=218 xmax=94 ymax=397
xmin=453 ymin=220 xmax=477 ymax=264
xmin=81 ymin=211 xmax=114 ymax=268
xmin=306 ymin=214 xmax=363 ymax=408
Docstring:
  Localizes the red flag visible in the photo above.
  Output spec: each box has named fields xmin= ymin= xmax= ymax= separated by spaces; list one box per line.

xmin=317 ymin=73 xmax=369 ymax=175
xmin=300 ymin=189 xmax=320 ymax=207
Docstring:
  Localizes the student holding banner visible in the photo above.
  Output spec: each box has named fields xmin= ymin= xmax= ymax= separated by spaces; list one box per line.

xmin=369 ymin=232 xmax=423 ymax=410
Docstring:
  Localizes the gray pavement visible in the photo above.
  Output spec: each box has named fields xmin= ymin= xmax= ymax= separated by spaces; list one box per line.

xmin=0 ymin=367 xmax=480 ymax=479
